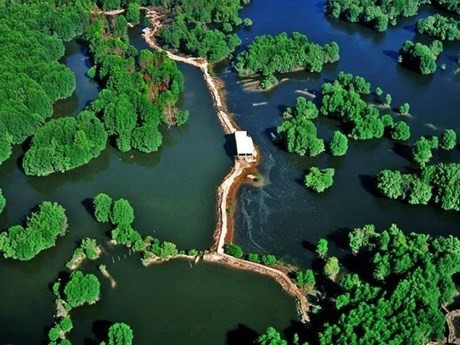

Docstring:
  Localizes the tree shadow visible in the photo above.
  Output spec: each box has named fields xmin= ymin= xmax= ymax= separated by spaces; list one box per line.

xmin=301 ymin=240 xmax=316 ymax=254
xmin=276 ymin=104 xmax=289 ymax=115
xmin=82 ymin=197 xmax=95 ymax=218
xmin=446 ymin=54 xmax=458 ymax=63
xmin=392 ymin=142 xmax=412 ymax=161
xmin=226 ymin=324 xmax=258 ymax=345
xmin=402 ymin=24 xmax=416 ymax=33
xmin=315 ymin=1 xmax=325 ymax=13
xmin=383 ymin=50 xmax=399 ymax=62
xmin=359 ymin=174 xmax=379 ymax=197
xmin=91 ymin=319 xmax=113 ymax=343
xmin=326 ymin=227 xmax=351 ymax=250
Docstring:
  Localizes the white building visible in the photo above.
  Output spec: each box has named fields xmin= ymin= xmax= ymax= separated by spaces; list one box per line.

xmin=234 ymin=131 xmax=255 ymax=158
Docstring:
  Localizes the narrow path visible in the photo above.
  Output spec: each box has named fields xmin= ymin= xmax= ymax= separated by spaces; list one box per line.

xmin=142 ymin=8 xmax=309 ymax=323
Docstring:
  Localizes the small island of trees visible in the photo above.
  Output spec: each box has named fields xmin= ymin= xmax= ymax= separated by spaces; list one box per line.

xmin=0 ymin=201 xmax=68 ymax=261
xmin=377 ymin=162 xmax=460 ymax=211
xmin=235 ymin=32 xmax=340 ymax=89
xmin=417 ymin=14 xmax=460 ymax=40
xmin=399 ymin=40 xmax=443 ymax=75
xmin=304 ymin=167 xmax=335 ymax=193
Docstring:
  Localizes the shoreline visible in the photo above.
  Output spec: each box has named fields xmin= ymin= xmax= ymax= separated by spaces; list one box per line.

xmin=142 ymin=8 xmax=309 ymax=323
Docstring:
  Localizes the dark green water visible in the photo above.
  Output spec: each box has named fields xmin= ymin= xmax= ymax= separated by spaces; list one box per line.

xmin=3 ymin=1 xmax=460 ymax=343
xmin=224 ymin=0 xmax=460 ymax=266
xmin=0 ymin=33 xmax=297 ymax=344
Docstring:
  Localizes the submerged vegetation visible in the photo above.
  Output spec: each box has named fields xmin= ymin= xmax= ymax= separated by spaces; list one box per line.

xmin=235 ymin=32 xmax=340 ymax=89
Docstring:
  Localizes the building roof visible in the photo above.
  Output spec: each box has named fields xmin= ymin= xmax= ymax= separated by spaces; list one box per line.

xmin=235 ymin=131 xmax=255 ymax=155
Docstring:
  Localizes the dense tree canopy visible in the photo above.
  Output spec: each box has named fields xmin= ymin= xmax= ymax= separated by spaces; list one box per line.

xmin=158 ymin=0 xmax=249 ymax=62
xmin=377 ymin=163 xmax=460 ymax=211
xmin=64 ymin=270 xmax=101 ymax=309
xmin=440 ymin=129 xmax=457 ymax=150
xmin=399 ymin=40 xmax=443 ymax=74
xmin=106 ymin=322 xmax=134 ymax=345
xmin=0 ymin=189 xmax=5 ymax=215
xmin=86 ymin=15 xmax=186 ymax=153
xmin=329 ymin=131 xmax=349 ymax=156
xmin=276 ymin=96 xmax=326 ymax=156
xmin=390 ymin=121 xmax=411 ymax=141
xmin=235 ymin=32 xmax=340 ymax=89
xmin=94 ymin=193 xmax=113 ymax=223
xmin=0 ymin=0 xmax=93 ymax=165
xmin=0 ymin=202 xmax=68 ymax=261
xmin=257 ymin=327 xmax=288 ymax=345
xmin=304 ymin=167 xmax=335 ymax=193
xmin=319 ymin=224 xmax=460 ymax=344
xmin=417 ymin=14 xmax=460 ymax=40
xmin=23 ymin=111 xmax=107 ymax=176
xmin=325 ymin=0 xmax=460 ymax=31
xmin=320 ymin=72 xmax=394 ymax=141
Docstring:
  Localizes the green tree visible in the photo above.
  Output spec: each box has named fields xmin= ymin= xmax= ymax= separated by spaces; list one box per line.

xmin=224 ymin=243 xmax=244 ymax=258
xmin=81 ymin=238 xmax=99 ymax=260
xmin=375 ymin=87 xmax=383 ymax=96
xmin=257 ymin=327 xmax=287 ymax=345
xmin=110 ymin=199 xmax=134 ymax=226
xmin=130 ymin=125 xmax=163 ymax=153
xmin=384 ymin=93 xmax=392 ymax=106
xmin=399 ymin=103 xmax=410 ymax=115
xmin=248 ymin=253 xmax=261 ymax=263
xmin=316 ymin=238 xmax=328 ymax=258
xmin=48 ymin=326 xmax=60 ymax=341
xmin=0 ymin=189 xmax=5 ymax=215
xmin=377 ymin=170 xmax=404 ymax=199
xmin=304 ymin=167 xmax=335 ymax=193
xmin=94 ymin=193 xmax=113 ymax=223
xmin=324 ymin=256 xmax=340 ymax=278
xmin=440 ymin=129 xmax=457 ymax=150
xmin=329 ymin=131 xmax=349 ymax=156
xmin=262 ymin=255 xmax=277 ymax=265
xmin=296 ymin=269 xmax=316 ymax=290
xmin=64 ymin=270 xmax=100 ymax=308
xmin=126 ymin=3 xmax=140 ymax=25
xmin=108 ymin=322 xmax=134 ymax=345
xmin=59 ymin=317 xmax=73 ymax=332
xmin=0 ymin=201 xmax=68 ymax=261
xmin=277 ymin=117 xmax=325 ymax=156
xmin=412 ymin=137 xmax=433 ymax=166
xmin=391 ymin=121 xmax=411 ymax=141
